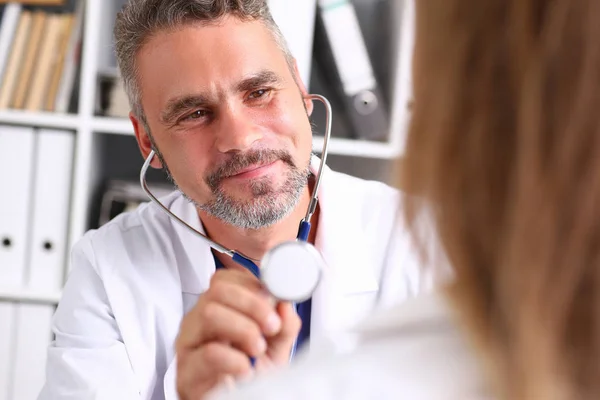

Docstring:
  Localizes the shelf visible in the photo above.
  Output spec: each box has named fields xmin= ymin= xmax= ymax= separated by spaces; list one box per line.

xmin=93 ymin=115 xmax=133 ymax=135
xmin=314 ymin=136 xmax=400 ymax=159
xmin=0 ymin=109 xmax=80 ymax=130
xmin=92 ymin=116 xmax=401 ymax=159
xmin=0 ymin=287 xmax=62 ymax=305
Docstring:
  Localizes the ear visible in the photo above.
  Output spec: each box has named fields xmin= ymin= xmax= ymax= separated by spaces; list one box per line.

xmin=292 ymin=59 xmax=314 ymax=116
xmin=130 ymin=111 xmax=162 ymax=169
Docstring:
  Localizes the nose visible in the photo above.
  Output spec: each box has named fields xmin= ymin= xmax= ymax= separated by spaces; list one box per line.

xmin=214 ymin=105 xmax=263 ymax=153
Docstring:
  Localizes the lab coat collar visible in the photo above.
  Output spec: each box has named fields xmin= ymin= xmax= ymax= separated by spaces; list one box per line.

xmin=170 ymin=154 xmax=378 ymax=300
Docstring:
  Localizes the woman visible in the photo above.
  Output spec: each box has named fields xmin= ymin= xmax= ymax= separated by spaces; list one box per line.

xmin=210 ymin=0 xmax=600 ymax=398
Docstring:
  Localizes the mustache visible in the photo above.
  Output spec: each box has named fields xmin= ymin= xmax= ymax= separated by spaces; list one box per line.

xmin=206 ymin=149 xmax=295 ymax=189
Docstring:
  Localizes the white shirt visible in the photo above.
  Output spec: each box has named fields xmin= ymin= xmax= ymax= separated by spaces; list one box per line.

xmin=210 ymin=293 xmax=491 ymax=400
xmin=39 ymin=158 xmax=439 ymax=400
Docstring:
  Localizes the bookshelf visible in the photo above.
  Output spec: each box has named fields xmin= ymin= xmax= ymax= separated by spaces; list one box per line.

xmin=0 ymin=109 xmax=79 ymax=129
xmin=0 ymin=0 xmax=415 ymax=304
xmin=0 ymin=286 xmax=62 ymax=305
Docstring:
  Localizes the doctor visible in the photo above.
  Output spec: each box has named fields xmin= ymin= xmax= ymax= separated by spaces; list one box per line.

xmin=39 ymin=1 xmax=435 ymax=399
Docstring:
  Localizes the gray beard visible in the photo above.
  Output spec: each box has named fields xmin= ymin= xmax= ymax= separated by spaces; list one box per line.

xmin=154 ymin=146 xmax=311 ymax=230
xmin=187 ymin=164 xmax=310 ymax=230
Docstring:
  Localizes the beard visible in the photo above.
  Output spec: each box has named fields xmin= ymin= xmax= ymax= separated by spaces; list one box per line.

xmin=154 ymin=146 xmax=311 ymax=230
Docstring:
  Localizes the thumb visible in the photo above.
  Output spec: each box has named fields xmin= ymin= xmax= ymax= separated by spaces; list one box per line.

xmin=278 ymin=301 xmax=302 ymax=337
xmin=265 ymin=302 xmax=301 ymax=364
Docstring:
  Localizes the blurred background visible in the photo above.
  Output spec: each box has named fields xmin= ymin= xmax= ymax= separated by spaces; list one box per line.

xmin=0 ymin=0 xmax=414 ymax=398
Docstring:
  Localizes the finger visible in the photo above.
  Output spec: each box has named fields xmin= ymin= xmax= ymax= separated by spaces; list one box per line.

xmin=219 ymin=375 xmax=236 ymax=390
xmin=178 ymin=281 xmax=279 ymax=351
xmin=176 ymin=342 xmax=251 ymax=399
xmin=208 ymin=268 xmax=267 ymax=307
xmin=179 ymin=302 xmax=267 ymax=356
xmin=210 ymin=268 xmax=278 ymax=304
xmin=209 ymin=267 xmax=263 ymax=289
xmin=277 ymin=301 xmax=302 ymax=338
xmin=203 ymin=278 xmax=281 ymax=332
xmin=212 ymin=281 xmax=282 ymax=334
xmin=265 ymin=302 xmax=302 ymax=364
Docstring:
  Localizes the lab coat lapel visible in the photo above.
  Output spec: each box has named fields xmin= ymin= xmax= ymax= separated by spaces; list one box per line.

xmin=308 ymin=156 xmax=380 ymax=347
xmin=168 ymin=194 xmax=217 ymax=296
xmin=164 ymin=194 xmax=217 ymax=400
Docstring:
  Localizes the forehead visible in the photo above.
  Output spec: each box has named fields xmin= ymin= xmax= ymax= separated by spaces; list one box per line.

xmin=135 ymin=17 xmax=291 ymax=110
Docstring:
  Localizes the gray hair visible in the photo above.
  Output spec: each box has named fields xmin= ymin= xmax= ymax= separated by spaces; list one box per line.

xmin=113 ymin=0 xmax=295 ymax=124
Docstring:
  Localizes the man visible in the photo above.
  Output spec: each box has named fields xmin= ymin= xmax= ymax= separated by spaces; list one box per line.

xmin=39 ymin=1 xmax=434 ymax=399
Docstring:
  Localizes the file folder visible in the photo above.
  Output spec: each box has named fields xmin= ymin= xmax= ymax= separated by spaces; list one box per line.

xmin=0 ymin=302 xmax=16 ymax=400
xmin=26 ymin=128 xmax=75 ymax=292
xmin=0 ymin=125 xmax=36 ymax=289
xmin=268 ymin=0 xmax=318 ymax=85
xmin=10 ymin=303 xmax=54 ymax=400
xmin=316 ymin=0 xmax=389 ymax=141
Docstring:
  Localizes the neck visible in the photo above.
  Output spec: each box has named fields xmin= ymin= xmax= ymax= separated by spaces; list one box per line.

xmin=199 ymin=177 xmax=319 ymax=270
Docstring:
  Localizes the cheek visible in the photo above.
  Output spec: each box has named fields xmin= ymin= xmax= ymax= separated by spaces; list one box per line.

xmin=165 ymin=138 xmax=213 ymax=189
xmin=183 ymin=145 xmax=214 ymax=179
xmin=262 ymin=95 xmax=312 ymax=147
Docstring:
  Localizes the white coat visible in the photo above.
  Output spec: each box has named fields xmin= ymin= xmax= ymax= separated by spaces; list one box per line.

xmin=209 ymin=293 xmax=489 ymax=400
xmin=38 ymin=158 xmax=435 ymax=400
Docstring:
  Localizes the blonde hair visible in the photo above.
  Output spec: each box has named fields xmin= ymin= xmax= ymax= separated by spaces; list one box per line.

xmin=402 ymin=1 xmax=600 ymax=398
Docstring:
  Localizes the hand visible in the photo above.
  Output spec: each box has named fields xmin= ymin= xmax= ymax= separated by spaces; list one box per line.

xmin=175 ymin=267 xmax=301 ymax=400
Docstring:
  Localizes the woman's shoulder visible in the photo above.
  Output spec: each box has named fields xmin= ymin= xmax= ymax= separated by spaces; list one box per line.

xmin=210 ymin=293 xmax=492 ymax=400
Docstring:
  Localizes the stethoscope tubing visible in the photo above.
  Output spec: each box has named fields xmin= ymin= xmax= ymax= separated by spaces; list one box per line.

xmin=139 ymin=94 xmax=333 ymax=365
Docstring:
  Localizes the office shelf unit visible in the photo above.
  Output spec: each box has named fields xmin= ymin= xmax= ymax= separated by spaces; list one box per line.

xmin=0 ymin=0 xmax=415 ymax=304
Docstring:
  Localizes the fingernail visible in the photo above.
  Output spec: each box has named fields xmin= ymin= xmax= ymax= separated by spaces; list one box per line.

xmin=238 ymin=369 xmax=255 ymax=384
xmin=221 ymin=375 xmax=236 ymax=391
xmin=256 ymin=337 xmax=267 ymax=354
xmin=265 ymin=312 xmax=281 ymax=335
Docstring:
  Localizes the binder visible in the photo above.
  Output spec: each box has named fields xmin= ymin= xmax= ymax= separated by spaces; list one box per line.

xmin=316 ymin=0 xmax=389 ymax=141
xmin=0 ymin=125 xmax=36 ymax=289
xmin=268 ymin=0 xmax=318 ymax=86
xmin=9 ymin=303 xmax=54 ymax=400
xmin=26 ymin=128 xmax=75 ymax=293
xmin=0 ymin=303 xmax=16 ymax=400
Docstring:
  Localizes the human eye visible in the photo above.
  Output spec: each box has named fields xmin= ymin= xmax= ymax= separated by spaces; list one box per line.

xmin=181 ymin=109 xmax=210 ymax=122
xmin=247 ymin=88 xmax=272 ymax=101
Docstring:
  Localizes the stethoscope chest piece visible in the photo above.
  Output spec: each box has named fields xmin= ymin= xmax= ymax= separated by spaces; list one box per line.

xmin=260 ymin=241 xmax=324 ymax=303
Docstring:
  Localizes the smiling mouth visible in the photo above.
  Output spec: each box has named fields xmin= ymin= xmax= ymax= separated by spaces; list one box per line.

xmin=226 ymin=160 xmax=279 ymax=180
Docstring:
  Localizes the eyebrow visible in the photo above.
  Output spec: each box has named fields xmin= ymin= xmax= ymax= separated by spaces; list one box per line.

xmin=160 ymin=70 xmax=283 ymax=125
xmin=160 ymin=94 xmax=210 ymax=125
xmin=235 ymin=70 xmax=283 ymax=93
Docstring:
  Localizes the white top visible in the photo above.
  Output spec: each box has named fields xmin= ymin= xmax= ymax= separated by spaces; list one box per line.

xmin=210 ymin=293 xmax=492 ymax=400
xmin=39 ymin=157 xmax=442 ymax=400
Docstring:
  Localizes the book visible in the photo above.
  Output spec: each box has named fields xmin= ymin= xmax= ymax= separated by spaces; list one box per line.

xmin=25 ymin=13 xmax=63 ymax=110
xmin=11 ymin=10 xmax=46 ymax=109
xmin=0 ymin=10 xmax=31 ymax=109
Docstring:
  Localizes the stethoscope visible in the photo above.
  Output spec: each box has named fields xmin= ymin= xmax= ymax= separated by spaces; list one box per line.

xmin=140 ymin=94 xmax=333 ymax=362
